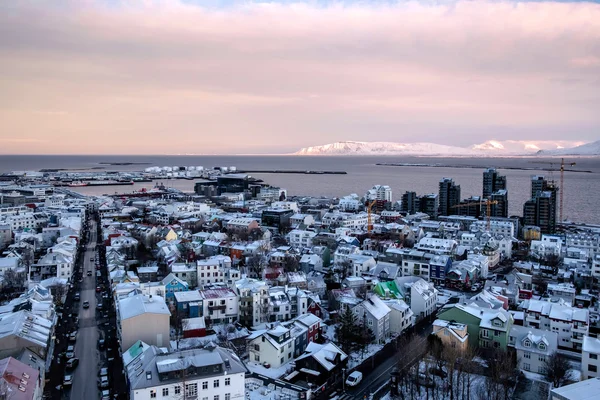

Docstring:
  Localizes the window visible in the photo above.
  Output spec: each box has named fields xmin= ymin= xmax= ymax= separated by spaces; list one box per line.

xmin=539 ymin=356 xmax=545 ymax=362
xmin=214 ymin=379 xmax=220 ymax=388
xmin=202 ymin=381 xmax=208 ymax=390
xmin=539 ymin=343 xmax=546 ymax=351
xmin=214 ymin=396 xmax=219 ymax=400
xmin=524 ymin=352 xmax=531 ymax=359
xmin=254 ymin=344 xmax=260 ymax=351
xmin=524 ymin=340 xmax=531 ymax=348
xmin=589 ymin=365 xmax=598 ymax=373
xmin=162 ymin=388 xmax=169 ymax=396
xmin=185 ymin=383 xmax=198 ymax=397
xmin=254 ymin=354 xmax=260 ymax=361
xmin=150 ymin=390 xmax=156 ymax=399
xmin=523 ymin=363 xmax=530 ymax=371
xmin=591 ymin=354 xmax=598 ymax=360
xmin=225 ymin=394 xmax=231 ymax=400
xmin=175 ymin=386 xmax=181 ymax=395
xmin=225 ymin=378 xmax=231 ymax=386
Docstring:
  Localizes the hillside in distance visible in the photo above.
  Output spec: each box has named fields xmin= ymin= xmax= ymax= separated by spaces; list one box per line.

xmin=293 ymin=140 xmax=590 ymax=157
xmin=536 ymin=140 xmax=600 ymax=156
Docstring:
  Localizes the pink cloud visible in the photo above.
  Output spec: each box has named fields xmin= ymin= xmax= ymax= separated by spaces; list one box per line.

xmin=0 ymin=1 xmax=599 ymax=154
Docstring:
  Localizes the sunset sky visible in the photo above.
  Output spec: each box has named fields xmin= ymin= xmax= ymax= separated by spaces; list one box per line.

xmin=1 ymin=0 xmax=599 ymax=155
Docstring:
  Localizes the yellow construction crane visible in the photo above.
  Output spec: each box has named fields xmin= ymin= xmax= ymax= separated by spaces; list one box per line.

xmin=531 ymin=158 xmax=576 ymax=222
xmin=367 ymin=200 xmax=377 ymax=234
xmin=451 ymin=199 xmax=499 ymax=231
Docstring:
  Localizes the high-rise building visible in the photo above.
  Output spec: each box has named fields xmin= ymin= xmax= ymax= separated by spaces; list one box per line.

xmin=401 ymin=191 xmax=419 ymax=215
xmin=531 ymin=175 xmax=550 ymax=199
xmin=439 ymin=178 xmax=461 ymax=216
xmin=491 ymin=189 xmax=508 ymax=218
xmin=483 ymin=168 xmax=507 ymax=198
xmin=366 ymin=185 xmax=393 ymax=203
xmin=420 ymin=194 xmax=439 ymax=219
xmin=522 ymin=176 xmax=558 ymax=233
xmin=456 ymin=196 xmax=482 ymax=218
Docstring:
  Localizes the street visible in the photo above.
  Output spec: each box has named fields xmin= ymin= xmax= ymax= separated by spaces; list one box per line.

xmin=68 ymin=219 xmax=100 ymax=400
xmin=340 ymin=319 xmax=434 ymax=400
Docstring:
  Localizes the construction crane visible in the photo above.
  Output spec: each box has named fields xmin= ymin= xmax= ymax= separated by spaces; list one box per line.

xmin=367 ymin=200 xmax=377 ymax=234
xmin=451 ymin=199 xmax=499 ymax=231
xmin=531 ymin=158 xmax=576 ymax=222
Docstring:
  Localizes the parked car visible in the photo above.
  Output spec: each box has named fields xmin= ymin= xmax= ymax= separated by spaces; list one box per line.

xmin=66 ymin=345 xmax=75 ymax=359
xmin=66 ymin=358 xmax=79 ymax=369
xmin=74 ymin=293 xmax=80 ymax=301
xmin=63 ymin=375 xmax=73 ymax=386
xmin=69 ymin=331 xmax=77 ymax=342
xmin=101 ymin=390 xmax=111 ymax=400
xmin=98 ymin=376 xmax=109 ymax=389
xmin=98 ymin=339 xmax=105 ymax=349
xmin=97 ymin=302 xmax=103 ymax=310
xmin=99 ymin=367 xmax=108 ymax=378
xmin=83 ymin=301 xmax=89 ymax=309
xmin=346 ymin=371 xmax=363 ymax=387
xmin=96 ymin=286 xmax=102 ymax=293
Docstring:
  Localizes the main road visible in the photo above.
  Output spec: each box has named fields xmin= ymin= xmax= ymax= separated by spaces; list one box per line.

xmin=68 ymin=219 xmax=100 ymax=400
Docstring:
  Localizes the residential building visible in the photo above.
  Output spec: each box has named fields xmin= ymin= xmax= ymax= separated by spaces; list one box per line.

xmin=550 ymin=376 xmax=600 ymax=400
xmin=197 ymin=256 xmax=232 ymax=288
xmin=432 ymin=320 xmax=469 ymax=352
xmin=401 ymin=191 xmax=418 ymax=215
xmin=294 ymin=342 xmax=348 ymax=386
xmin=352 ymin=294 xmax=391 ymax=344
xmin=287 ymin=230 xmax=317 ymax=250
xmin=509 ymin=325 xmax=558 ymax=374
xmin=384 ymin=299 xmax=414 ymax=337
xmin=234 ymin=278 xmax=269 ymax=327
xmin=118 ymin=294 xmax=171 ymax=350
xmin=582 ymin=336 xmax=600 ymax=380
xmin=247 ymin=326 xmax=295 ymax=368
xmin=522 ymin=299 xmax=588 ymax=351
xmin=394 ymin=276 xmax=439 ymax=320
xmin=125 ymin=344 xmax=246 ymax=400
xmin=0 ymin=356 xmax=41 ymax=400
xmin=437 ymin=304 xmax=514 ymax=350
xmin=199 ymin=288 xmax=239 ymax=325
xmin=365 ymin=185 xmax=393 ymax=203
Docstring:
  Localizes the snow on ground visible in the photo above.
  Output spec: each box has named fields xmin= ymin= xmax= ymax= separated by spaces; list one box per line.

xmin=321 ymin=322 xmax=337 ymax=341
xmin=347 ymin=344 xmax=384 ymax=369
xmin=246 ymin=361 xmax=294 ymax=380
xmin=522 ymin=371 xmax=546 ymax=382
xmin=245 ymin=376 xmax=299 ymax=400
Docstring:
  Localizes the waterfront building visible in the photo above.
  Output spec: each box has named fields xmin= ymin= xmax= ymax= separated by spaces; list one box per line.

xmin=439 ymin=178 xmax=461 ymax=217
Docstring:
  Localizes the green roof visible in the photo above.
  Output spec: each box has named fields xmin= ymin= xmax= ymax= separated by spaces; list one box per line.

xmin=374 ymin=281 xmax=401 ymax=299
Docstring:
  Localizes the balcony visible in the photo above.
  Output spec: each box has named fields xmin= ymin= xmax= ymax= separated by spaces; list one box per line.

xmin=208 ymin=304 xmax=227 ymax=311
xmin=573 ymin=324 xmax=588 ymax=333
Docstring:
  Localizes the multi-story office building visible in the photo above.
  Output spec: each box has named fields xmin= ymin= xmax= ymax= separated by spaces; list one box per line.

xmin=523 ymin=176 xmax=558 ymax=234
xmin=439 ymin=178 xmax=461 ymax=216
xmin=401 ymin=191 xmax=418 ymax=215
xmin=490 ymin=189 xmax=508 ymax=218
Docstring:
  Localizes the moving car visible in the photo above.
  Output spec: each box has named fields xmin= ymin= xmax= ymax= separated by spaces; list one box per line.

xmin=345 ymin=371 xmax=363 ymax=387
xmin=66 ymin=358 xmax=79 ymax=369
xmin=87 ymin=270 xmax=92 ymax=276
xmin=83 ymin=301 xmax=89 ymax=309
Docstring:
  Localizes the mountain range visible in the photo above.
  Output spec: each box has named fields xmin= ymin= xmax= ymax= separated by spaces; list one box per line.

xmin=293 ymin=140 xmax=599 ymax=157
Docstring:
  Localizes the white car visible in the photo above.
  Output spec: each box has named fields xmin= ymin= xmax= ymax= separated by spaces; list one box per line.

xmin=345 ymin=371 xmax=363 ymax=387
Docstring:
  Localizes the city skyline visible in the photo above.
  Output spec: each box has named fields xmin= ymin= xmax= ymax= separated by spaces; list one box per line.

xmin=1 ymin=0 xmax=600 ymax=155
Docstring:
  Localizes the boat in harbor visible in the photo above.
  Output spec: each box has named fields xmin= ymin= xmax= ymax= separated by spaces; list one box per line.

xmin=68 ymin=181 xmax=88 ymax=187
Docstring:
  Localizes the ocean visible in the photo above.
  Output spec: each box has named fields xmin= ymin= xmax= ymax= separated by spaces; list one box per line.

xmin=1 ymin=155 xmax=599 ymax=224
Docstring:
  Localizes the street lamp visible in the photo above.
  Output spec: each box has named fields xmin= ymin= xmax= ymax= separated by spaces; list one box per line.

xmin=342 ymin=368 xmax=347 ymax=393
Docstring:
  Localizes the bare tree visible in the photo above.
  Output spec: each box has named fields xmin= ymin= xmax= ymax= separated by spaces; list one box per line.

xmin=542 ymin=352 xmax=573 ymax=388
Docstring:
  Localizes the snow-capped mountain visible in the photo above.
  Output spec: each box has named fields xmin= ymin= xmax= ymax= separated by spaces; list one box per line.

xmin=536 ymin=140 xmax=600 ymax=156
xmin=293 ymin=140 xmax=592 ymax=157
xmin=294 ymin=141 xmax=481 ymax=156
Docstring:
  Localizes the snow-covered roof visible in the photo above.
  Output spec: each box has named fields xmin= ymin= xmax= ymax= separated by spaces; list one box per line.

xmin=583 ymin=336 xmax=600 ymax=355
xmin=360 ymin=295 xmax=391 ymax=320
xmin=119 ymin=294 xmax=171 ymax=320
xmin=295 ymin=342 xmax=347 ymax=371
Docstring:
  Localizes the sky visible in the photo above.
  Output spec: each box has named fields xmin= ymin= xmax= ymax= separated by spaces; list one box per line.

xmin=0 ymin=0 xmax=599 ymax=155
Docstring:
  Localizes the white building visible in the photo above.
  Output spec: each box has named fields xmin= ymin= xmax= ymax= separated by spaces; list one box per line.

xmin=126 ymin=344 xmax=246 ymax=400
xmin=366 ymin=185 xmax=392 ymax=203
xmin=338 ymin=195 xmax=361 ymax=212
xmin=352 ymin=294 xmax=391 ymax=344
xmin=247 ymin=326 xmax=295 ymax=368
xmin=395 ymin=276 xmax=439 ymax=320
xmin=197 ymin=256 xmax=232 ymax=288
xmin=471 ymin=220 xmax=515 ymax=238
xmin=234 ymin=278 xmax=269 ymax=327
xmin=384 ymin=299 xmax=414 ymax=337
xmin=346 ymin=254 xmax=377 ymax=277
xmin=199 ymin=288 xmax=239 ymax=325
xmin=509 ymin=325 xmax=558 ymax=374
xmin=287 ymin=230 xmax=317 ymax=250
xmin=582 ymin=336 xmax=600 ymax=380
xmin=416 ymin=237 xmax=457 ymax=256
xmin=523 ymin=299 xmax=589 ymax=351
